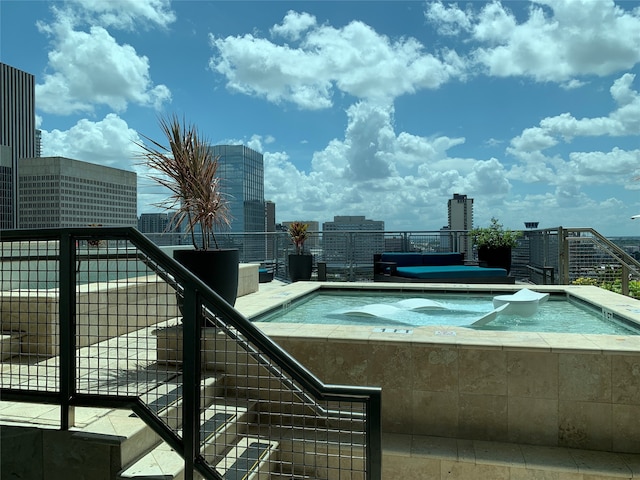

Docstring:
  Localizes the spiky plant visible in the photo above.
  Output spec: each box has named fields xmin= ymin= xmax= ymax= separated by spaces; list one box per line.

xmin=288 ymin=221 xmax=309 ymax=255
xmin=136 ymin=114 xmax=230 ymax=250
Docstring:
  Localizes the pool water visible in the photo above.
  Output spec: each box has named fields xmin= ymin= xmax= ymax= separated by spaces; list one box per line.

xmin=257 ymin=292 xmax=640 ymax=335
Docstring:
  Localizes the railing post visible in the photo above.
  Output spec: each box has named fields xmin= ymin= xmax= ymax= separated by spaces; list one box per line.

xmin=347 ymin=232 xmax=354 ymax=281
xmin=59 ymin=232 xmax=76 ymax=429
xmin=558 ymin=227 xmax=570 ymax=285
xmin=367 ymin=392 xmax=383 ymax=480
xmin=182 ymin=287 xmax=202 ymax=480
xmin=622 ymin=265 xmax=630 ymax=296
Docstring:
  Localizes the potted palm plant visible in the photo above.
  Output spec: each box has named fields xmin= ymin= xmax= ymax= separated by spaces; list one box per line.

xmin=469 ymin=217 xmax=521 ymax=274
xmin=136 ymin=114 xmax=239 ymax=306
xmin=287 ymin=221 xmax=312 ymax=282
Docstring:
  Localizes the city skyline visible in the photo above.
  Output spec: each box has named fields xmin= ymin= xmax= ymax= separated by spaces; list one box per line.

xmin=2 ymin=1 xmax=639 ymax=235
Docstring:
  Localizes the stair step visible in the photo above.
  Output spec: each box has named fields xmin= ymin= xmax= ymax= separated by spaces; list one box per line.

xmin=1 ymin=332 xmax=23 ymax=360
xmin=73 ymin=375 xmax=221 ymax=469
xmin=129 ymin=379 xmax=184 ymax=418
xmin=215 ymin=437 xmax=278 ymax=480
xmin=119 ymin=402 xmax=253 ymax=480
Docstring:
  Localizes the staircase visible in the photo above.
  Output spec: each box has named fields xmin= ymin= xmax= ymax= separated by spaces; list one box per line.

xmin=62 ymin=363 xmax=361 ymax=479
xmin=0 ymin=227 xmax=379 ymax=480
xmin=39 ymin=321 xmax=365 ymax=480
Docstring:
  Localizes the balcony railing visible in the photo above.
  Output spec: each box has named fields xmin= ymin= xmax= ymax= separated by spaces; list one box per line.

xmin=140 ymin=228 xmax=640 ymax=297
xmin=3 ymin=226 xmax=638 ymax=296
xmin=0 ymin=227 xmax=382 ymax=480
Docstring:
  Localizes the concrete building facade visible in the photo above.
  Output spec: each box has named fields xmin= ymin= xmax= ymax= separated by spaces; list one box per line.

xmin=322 ymin=215 xmax=384 ymax=264
xmin=17 ymin=157 xmax=137 ymax=229
xmin=447 ymin=193 xmax=474 ymax=257
xmin=1 ymin=63 xmax=37 ymax=228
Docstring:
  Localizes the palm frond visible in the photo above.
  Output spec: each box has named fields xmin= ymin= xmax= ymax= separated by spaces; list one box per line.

xmin=135 ymin=114 xmax=231 ymax=250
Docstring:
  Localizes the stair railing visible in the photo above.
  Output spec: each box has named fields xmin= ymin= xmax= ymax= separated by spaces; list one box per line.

xmin=0 ymin=227 xmax=382 ymax=480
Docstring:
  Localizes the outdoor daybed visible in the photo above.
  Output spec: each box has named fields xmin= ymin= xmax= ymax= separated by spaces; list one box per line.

xmin=373 ymin=252 xmax=514 ymax=284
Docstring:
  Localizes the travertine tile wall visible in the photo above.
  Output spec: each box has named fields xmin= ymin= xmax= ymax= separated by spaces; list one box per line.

xmin=0 ymin=275 xmax=179 ymax=355
xmin=0 ymin=265 xmax=258 ymax=358
xmin=271 ymin=334 xmax=640 ymax=454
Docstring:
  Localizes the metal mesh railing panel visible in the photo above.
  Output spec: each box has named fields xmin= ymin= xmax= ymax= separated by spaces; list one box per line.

xmin=527 ymin=230 xmax=560 ymax=284
xmin=195 ymin=307 xmax=370 ymax=479
xmin=2 ymin=228 xmax=380 ymax=480
xmin=567 ymin=231 xmax=640 ymax=284
xmin=74 ymin=236 xmax=184 ymax=437
xmin=1 ymin=237 xmax=61 ymax=391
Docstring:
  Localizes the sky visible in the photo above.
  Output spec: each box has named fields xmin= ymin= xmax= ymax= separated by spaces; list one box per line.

xmin=2 ymin=0 xmax=640 ymax=236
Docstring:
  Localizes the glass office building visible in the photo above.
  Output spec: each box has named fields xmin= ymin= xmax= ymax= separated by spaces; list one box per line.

xmin=210 ymin=145 xmax=265 ymax=260
xmin=209 ymin=145 xmax=264 ymax=233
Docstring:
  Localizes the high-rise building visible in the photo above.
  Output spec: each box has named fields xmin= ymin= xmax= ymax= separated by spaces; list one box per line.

xmin=138 ymin=212 xmax=178 ymax=246
xmin=209 ymin=145 xmax=264 ymax=233
xmin=265 ymin=201 xmax=276 ymax=260
xmin=139 ymin=212 xmax=174 ymax=233
xmin=210 ymin=145 xmax=265 ymax=261
xmin=265 ymin=201 xmax=276 ymax=233
xmin=447 ymin=193 xmax=473 ymax=257
xmin=1 ymin=63 xmax=37 ymax=228
xmin=323 ymin=215 xmax=384 ymax=264
xmin=35 ymin=129 xmax=42 ymax=157
xmin=0 ymin=146 xmax=12 ymax=229
xmin=17 ymin=157 xmax=137 ymax=228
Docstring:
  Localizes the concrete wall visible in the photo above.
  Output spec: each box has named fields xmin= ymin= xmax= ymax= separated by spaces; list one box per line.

xmin=0 ymin=275 xmax=178 ymax=356
xmin=263 ymin=327 xmax=640 ymax=454
xmin=0 ymin=263 xmax=259 ymax=357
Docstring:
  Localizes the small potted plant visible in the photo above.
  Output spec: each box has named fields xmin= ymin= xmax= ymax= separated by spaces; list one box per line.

xmin=287 ymin=221 xmax=312 ymax=282
xmin=469 ymin=217 xmax=521 ymax=274
xmin=136 ymin=114 xmax=239 ymax=306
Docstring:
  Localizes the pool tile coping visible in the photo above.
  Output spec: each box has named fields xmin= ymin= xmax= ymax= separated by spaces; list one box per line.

xmin=240 ymin=281 xmax=640 ymax=355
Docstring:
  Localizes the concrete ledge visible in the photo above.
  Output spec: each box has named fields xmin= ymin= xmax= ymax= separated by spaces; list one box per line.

xmin=0 ymin=275 xmax=178 ymax=356
xmin=383 ymin=434 xmax=640 ymax=479
xmin=237 ymin=263 xmax=259 ymax=298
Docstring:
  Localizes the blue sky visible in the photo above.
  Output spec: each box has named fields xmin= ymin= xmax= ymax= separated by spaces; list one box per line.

xmin=2 ymin=0 xmax=640 ymax=235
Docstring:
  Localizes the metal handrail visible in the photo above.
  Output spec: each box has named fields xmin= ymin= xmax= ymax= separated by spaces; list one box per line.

xmin=0 ymin=227 xmax=382 ymax=480
xmin=563 ymin=227 xmax=640 ymax=296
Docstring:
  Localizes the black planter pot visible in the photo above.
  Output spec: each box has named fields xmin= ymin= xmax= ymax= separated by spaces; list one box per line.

xmin=174 ymin=248 xmax=239 ymax=306
xmin=478 ymin=246 xmax=512 ymax=274
xmin=288 ymin=254 xmax=313 ymax=282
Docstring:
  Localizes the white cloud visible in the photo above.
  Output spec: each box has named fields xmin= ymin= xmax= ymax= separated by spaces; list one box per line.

xmin=65 ymin=0 xmax=175 ymax=30
xmin=426 ymin=0 xmax=640 ymax=82
xmin=509 ymin=127 xmax=559 ymax=153
xmin=509 ymin=74 xmax=640 ymax=157
xmin=36 ymin=6 xmax=171 ymax=115
xmin=568 ymin=148 xmax=640 ymax=182
xmin=210 ymin=34 xmax=334 ymax=110
xmin=41 ymin=113 xmax=140 ymax=169
xmin=210 ymin=13 xmax=462 ymax=109
xmin=270 ymin=11 xmax=317 ymax=41
xmin=505 ymin=74 xmax=640 ymax=198
xmin=424 ymin=1 xmax=472 ymax=36
xmin=260 ymin=100 xmax=513 ymax=229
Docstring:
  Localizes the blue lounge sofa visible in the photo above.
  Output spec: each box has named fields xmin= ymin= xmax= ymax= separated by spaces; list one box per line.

xmin=373 ymin=252 xmax=514 ymax=284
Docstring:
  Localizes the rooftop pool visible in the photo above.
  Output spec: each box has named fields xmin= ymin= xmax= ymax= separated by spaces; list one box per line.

xmin=255 ymin=287 xmax=640 ymax=335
